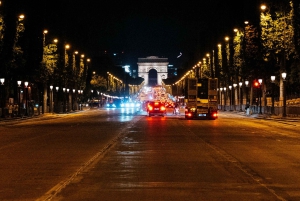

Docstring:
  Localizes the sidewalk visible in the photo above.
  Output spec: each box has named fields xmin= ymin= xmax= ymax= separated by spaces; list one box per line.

xmin=220 ymin=109 xmax=300 ymax=121
xmin=0 ymin=107 xmax=90 ymax=124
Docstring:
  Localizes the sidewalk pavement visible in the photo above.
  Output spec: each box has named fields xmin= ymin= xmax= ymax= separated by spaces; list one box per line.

xmin=0 ymin=107 xmax=90 ymax=124
xmin=220 ymin=110 xmax=300 ymax=121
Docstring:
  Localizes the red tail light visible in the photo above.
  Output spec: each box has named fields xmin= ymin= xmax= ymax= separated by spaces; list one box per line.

xmin=212 ymin=112 xmax=218 ymax=118
xmin=148 ymin=106 xmax=153 ymax=111
xmin=160 ymin=106 xmax=166 ymax=111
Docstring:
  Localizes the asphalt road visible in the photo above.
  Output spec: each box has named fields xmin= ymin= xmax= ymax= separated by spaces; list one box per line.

xmin=0 ymin=108 xmax=300 ymax=201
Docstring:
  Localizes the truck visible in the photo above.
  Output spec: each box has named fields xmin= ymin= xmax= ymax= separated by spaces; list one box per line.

xmin=184 ymin=78 xmax=218 ymax=120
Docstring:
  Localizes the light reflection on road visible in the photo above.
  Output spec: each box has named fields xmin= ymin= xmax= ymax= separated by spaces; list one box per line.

xmin=120 ymin=108 xmax=140 ymax=114
xmin=105 ymin=107 xmax=141 ymax=122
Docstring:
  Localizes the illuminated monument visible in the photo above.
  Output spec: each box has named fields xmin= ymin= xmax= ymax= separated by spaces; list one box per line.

xmin=137 ymin=56 xmax=168 ymax=86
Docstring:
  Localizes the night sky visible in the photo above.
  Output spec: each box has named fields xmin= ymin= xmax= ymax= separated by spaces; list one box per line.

xmin=4 ymin=0 xmax=261 ymax=70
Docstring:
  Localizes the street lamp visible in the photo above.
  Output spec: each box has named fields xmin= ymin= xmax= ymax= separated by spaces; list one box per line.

xmin=17 ymin=81 xmax=21 ymax=116
xmin=220 ymin=87 xmax=223 ymax=110
xmin=0 ymin=78 xmax=5 ymax=117
xmin=261 ymin=4 xmax=267 ymax=11
xmin=282 ymin=72 xmax=287 ymax=117
xmin=24 ymin=81 xmax=28 ymax=116
xmin=49 ymin=85 xmax=53 ymax=113
xmin=55 ymin=86 xmax=59 ymax=113
xmin=258 ymin=79 xmax=263 ymax=114
xmin=223 ymin=87 xmax=227 ymax=111
xmin=67 ymin=88 xmax=70 ymax=112
xmin=245 ymin=80 xmax=249 ymax=105
xmin=0 ymin=78 xmax=4 ymax=85
xmin=233 ymin=83 xmax=237 ymax=110
xmin=63 ymin=87 xmax=66 ymax=113
xmin=239 ymin=82 xmax=243 ymax=111
xmin=271 ymin=76 xmax=276 ymax=115
xmin=229 ymin=85 xmax=232 ymax=111
xmin=97 ymin=91 xmax=100 ymax=107
xmin=78 ymin=89 xmax=83 ymax=110
xmin=72 ymin=89 xmax=76 ymax=111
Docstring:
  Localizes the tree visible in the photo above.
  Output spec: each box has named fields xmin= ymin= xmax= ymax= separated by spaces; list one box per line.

xmin=260 ymin=0 xmax=296 ymax=104
xmin=90 ymin=74 xmax=107 ymax=93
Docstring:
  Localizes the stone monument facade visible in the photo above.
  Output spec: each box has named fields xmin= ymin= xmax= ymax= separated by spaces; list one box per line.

xmin=137 ymin=56 xmax=168 ymax=86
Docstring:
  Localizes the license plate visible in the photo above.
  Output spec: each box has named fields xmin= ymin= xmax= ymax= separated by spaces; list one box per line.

xmin=154 ymin=108 xmax=159 ymax=110
xmin=198 ymin=114 xmax=206 ymax=116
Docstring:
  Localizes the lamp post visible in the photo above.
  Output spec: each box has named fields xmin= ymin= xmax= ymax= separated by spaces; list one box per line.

xmin=24 ymin=81 xmax=28 ymax=116
xmin=49 ymin=85 xmax=53 ymax=113
xmin=97 ymin=91 xmax=100 ymax=107
xmin=223 ymin=87 xmax=227 ymax=111
xmin=220 ymin=88 xmax=223 ymax=110
xmin=17 ymin=81 xmax=21 ymax=116
xmin=63 ymin=87 xmax=66 ymax=113
xmin=229 ymin=85 xmax=232 ymax=111
xmin=282 ymin=72 xmax=287 ymax=117
xmin=245 ymin=80 xmax=249 ymax=105
xmin=72 ymin=89 xmax=76 ymax=111
xmin=258 ymin=79 xmax=263 ymax=114
xmin=78 ymin=89 xmax=83 ymax=110
xmin=271 ymin=76 xmax=276 ymax=115
xmin=233 ymin=83 xmax=237 ymax=110
xmin=55 ymin=86 xmax=59 ymax=113
xmin=0 ymin=78 xmax=5 ymax=118
xmin=239 ymin=82 xmax=243 ymax=111
xmin=67 ymin=88 xmax=70 ymax=112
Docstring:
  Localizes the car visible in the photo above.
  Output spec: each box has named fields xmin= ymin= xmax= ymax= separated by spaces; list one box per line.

xmin=147 ymin=101 xmax=166 ymax=117
xmin=105 ymin=101 xmax=116 ymax=108
xmin=120 ymin=101 xmax=141 ymax=108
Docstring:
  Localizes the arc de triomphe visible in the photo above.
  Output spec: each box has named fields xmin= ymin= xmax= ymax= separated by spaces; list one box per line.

xmin=137 ymin=56 xmax=168 ymax=86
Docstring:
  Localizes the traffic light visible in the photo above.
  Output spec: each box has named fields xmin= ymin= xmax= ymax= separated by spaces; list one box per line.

xmin=253 ymin=80 xmax=260 ymax=88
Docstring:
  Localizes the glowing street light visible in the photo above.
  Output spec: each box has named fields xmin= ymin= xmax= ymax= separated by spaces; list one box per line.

xmin=229 ymin=85 xmax=232 ymax=111
xmin=261 ymin=4 xmax=267 ymax=11
xmin=223 ymin=87 xmax=227 ymax=111
xmin=271 ymin=76 xmax=276 ymax=115
xmin=239 ymin=82 xmax=243 ymax=111
xmin=258 ymin=79 xmax=263 ymax=114
xmin=245 ymin=80 xmax=249 ymax=106
xmin=282 ymin=72 xmax=287 ymax=117
xmin=0 ymin=78 xmax=4 ymax=85
xmin=49 ymin=85 xmax=53 ymax=113
xmin=220 ymin=87 xmax=223 ymax=110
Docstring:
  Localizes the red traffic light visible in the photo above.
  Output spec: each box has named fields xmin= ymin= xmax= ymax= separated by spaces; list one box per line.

xmin=253 ymin=80 xmax=260 ymax=88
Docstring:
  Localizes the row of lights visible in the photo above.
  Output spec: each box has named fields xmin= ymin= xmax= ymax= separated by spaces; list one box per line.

xmin=173 ymin=7 xmax=259 ymax=85
xmin=1 ymin=80 xmax=30 ymax=88
xmin=107 ymin=72 xmax=123 ymax=84
xmin=43 ymin=29 xmax=90 ymax=62
xmin=49 ymin=85 xmax=83 ymax=94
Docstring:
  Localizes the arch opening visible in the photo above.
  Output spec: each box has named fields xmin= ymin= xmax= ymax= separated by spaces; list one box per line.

xmin=148 ymin=69 xmax=158 ymax=87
